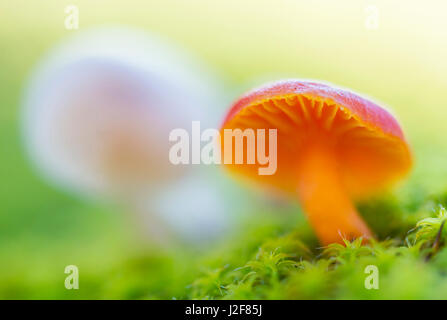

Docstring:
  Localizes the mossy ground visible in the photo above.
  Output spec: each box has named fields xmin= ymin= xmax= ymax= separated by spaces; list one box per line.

xmin=118 ymin=192 xmax=447 ymax=300
xmin=3 ymin=188 xmax=446 ymax=299
xmin=182 ymin=197 xmax=447 ymax=300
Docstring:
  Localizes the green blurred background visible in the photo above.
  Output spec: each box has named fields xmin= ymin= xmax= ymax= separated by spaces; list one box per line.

xmin=1 ymin=0 xmax=447 ymax=299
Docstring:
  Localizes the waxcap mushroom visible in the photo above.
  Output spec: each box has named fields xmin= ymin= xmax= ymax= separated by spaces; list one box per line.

xmin=220 ymin=79 xmax=412 ymax=245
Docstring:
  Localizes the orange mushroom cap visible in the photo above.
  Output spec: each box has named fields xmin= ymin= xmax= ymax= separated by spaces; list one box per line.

xmin=220 ymin=80 xmax=412 ymax=245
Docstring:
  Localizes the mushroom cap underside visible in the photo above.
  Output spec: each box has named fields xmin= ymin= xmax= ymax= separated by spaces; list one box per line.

xmin=220 ymin=80 xmax=412 ymax=198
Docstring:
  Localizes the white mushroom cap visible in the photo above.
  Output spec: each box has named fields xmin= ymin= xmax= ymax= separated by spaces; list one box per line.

xmin=22 ymin=27 xmax=222 ymax=198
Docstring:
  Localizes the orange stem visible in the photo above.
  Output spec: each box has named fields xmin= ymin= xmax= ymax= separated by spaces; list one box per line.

xmin=296 ymin=142 xmax=372 ymax=245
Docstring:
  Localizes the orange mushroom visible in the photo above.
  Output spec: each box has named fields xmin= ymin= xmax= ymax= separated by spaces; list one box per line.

xmin=220 ymin=80 xmax=412 ymax=245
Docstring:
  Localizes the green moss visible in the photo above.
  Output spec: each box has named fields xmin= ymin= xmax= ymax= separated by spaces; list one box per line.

xmin=183 ymin=195 xmax=447 ymax=300
xmin=3 ymin=191 xmax=447 ymax=299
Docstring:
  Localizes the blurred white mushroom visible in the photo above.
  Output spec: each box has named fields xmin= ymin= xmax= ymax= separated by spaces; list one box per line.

xmin=22 ymin=26 xmax=231 ymax=246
